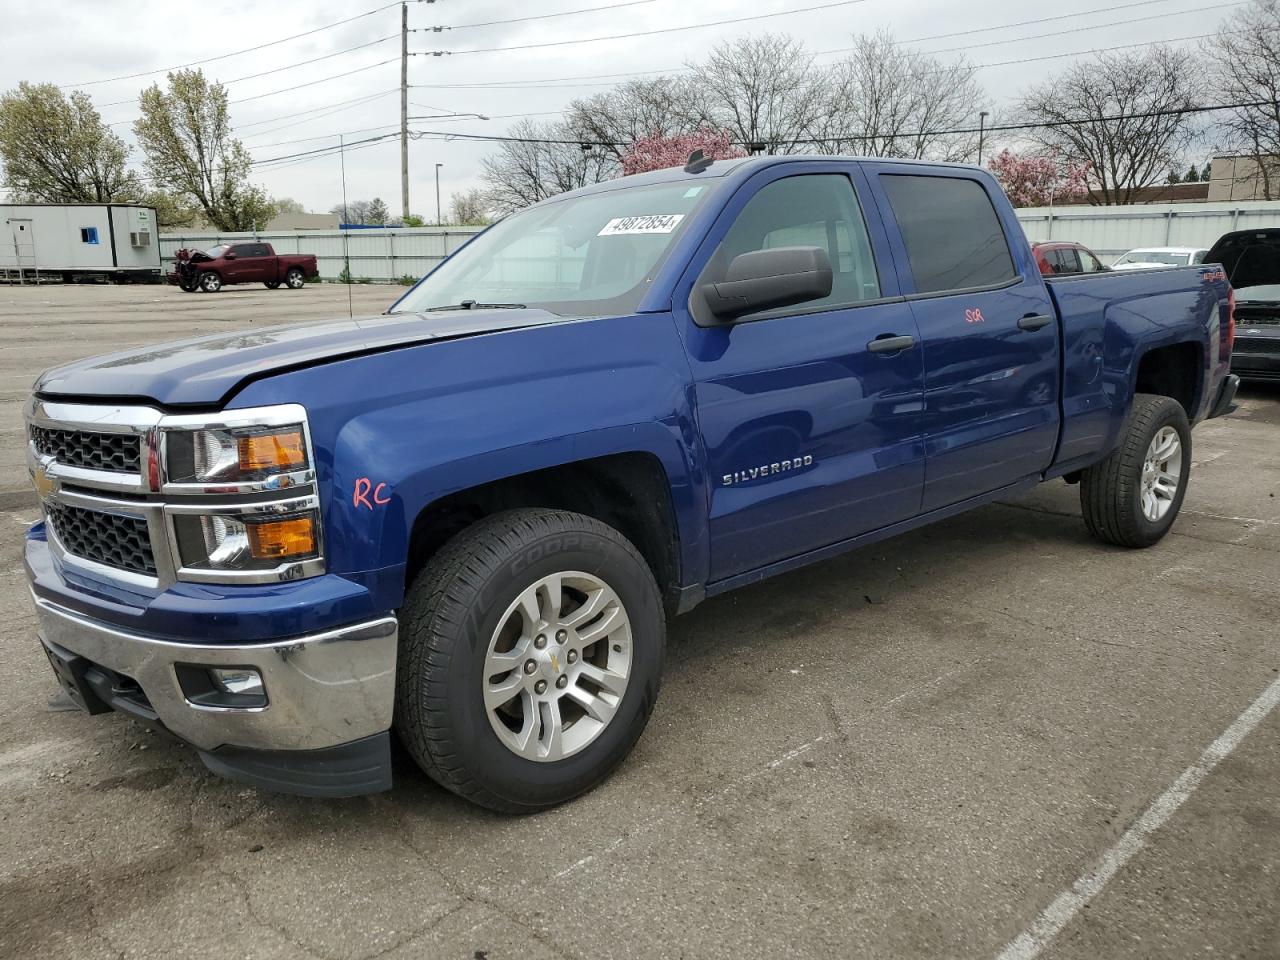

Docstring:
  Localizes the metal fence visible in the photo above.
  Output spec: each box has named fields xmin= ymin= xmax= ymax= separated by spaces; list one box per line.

xmin=158 ymin=227 xmax=484 ymax=283
xmin=161 ymin=200 xmax=1280 ymax=280
xmin=1013 ymin=200 xmax=1280 ymax=263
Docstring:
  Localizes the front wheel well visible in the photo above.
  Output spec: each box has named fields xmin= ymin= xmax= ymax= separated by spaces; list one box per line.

xmin=405 ymin=453 xmax=681 ymax=612
xmin=1134 ymin=341 xmax=1202 ymax=418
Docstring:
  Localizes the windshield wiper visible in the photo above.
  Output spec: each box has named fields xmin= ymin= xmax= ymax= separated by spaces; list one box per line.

xmin=419 ymin=300 xmax=527 ymax=312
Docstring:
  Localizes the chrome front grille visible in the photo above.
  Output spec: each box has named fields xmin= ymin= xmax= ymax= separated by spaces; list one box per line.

xmin=26 ymin=398 xmax=323 ymax=588
xmin=29 ymin=426 xmax=141 ymax=474
xmin=43 ymin=502 xmax=157 ymax=577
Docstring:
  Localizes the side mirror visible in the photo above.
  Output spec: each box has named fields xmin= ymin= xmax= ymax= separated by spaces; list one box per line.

xmin=700 ymin=246 xmax=833 ymax=321
xmin=224 ymin=251 xmax=237 ymax=260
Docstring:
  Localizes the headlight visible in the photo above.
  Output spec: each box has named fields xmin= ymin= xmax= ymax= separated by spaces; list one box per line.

xmin=164 ymin=425 xmax=309 ymax=485
xmin=171 ymin=510 xmax=321 ymax=573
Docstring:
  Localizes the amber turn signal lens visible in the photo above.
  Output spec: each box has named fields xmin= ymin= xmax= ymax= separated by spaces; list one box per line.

xmin=247 ymin=516 xmax=316 ymax=560
xmin=238 ymin=430 xmax=306 ymax=472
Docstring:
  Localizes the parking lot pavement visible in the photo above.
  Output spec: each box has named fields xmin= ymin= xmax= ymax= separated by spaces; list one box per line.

xmin=1 ymin=286 xmax=1277 ymax=959
xmin=0 ymin=284 xmax=398 ymax=500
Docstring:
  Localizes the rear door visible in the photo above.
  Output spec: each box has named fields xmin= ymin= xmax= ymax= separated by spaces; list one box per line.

xmin=674 ymin=163 xmax=927 ymax=582
xmin=242 ymin=243 xmax=275 ymax=282
xmin=872 ymin=168 xmax=1061 ymax=511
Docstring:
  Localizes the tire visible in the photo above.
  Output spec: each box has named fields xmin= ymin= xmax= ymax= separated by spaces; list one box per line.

xmin=1080 ymin=393 xmax=1192 ymax=548
xmin=264 ymin=280 xmax=281 ymax=289
xmin=395 ymin=508 xmax=665 ymax=813
xmin=285 ymin=267 xmax=305 ymax=289
xmin=199 ymin=271 xmax=222 ymax=293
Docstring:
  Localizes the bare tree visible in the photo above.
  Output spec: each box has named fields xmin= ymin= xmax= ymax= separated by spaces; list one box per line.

xmin=329 ymin=199 xmax=373 ymax=224
xmin=1019 ymin=46 xmax=1203 ymax=205
xmin=480 ymin=120 xmax=613 ymax=213
xmin=565 ymin=76 xmax=706 ymax=166
xmin=449 ymin=188 xmax=492 ymax=225
xmin=1211 ymin=0 xmax=1280 ymax=198
xmin=809 ymin=32 xmax=986 ymax=161
xmin=688 ymin=34 xmax=827 ymax=153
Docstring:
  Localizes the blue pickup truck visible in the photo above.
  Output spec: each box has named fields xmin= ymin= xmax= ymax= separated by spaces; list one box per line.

xmin=24 ymin=155 xmax=1238 ymax=811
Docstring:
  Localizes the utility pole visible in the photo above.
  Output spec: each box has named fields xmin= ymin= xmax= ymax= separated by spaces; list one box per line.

xmin=400 ymin=2 xmax=410 ymax=222
xmin=435 ymin=163 xmax=443 ymax=225
xmin=977 ymin=111 xmax=989 ymax=167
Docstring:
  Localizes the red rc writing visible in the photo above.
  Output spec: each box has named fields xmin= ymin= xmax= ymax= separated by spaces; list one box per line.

xmin=353 ymin=477 xmax=391 ymax=510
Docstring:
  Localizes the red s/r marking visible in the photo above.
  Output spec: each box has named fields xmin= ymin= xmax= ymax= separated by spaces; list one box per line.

xmin=965 ymin=308 xmax=985 ymax=324
xmin=353 ymin=477 xmax=392 ymax=510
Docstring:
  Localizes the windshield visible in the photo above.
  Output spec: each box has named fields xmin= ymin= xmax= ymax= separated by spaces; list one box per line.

xmin=1116 ymin=250 xmax=1187 ymax=266
xmin=203 ymin=244 xmax=229 ymax=258
xmin=392 ymin=180 xmax=716 ymax=316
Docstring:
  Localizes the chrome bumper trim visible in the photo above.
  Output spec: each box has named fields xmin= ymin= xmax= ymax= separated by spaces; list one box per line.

xmin=31 ymin=590 xmax=397 ymax=752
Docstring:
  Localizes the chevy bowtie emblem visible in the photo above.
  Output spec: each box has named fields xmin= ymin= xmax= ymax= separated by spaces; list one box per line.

xmin=549 ymin=653 xmax=560 ymax=674
xmin=32 ymin=459 xmax=56 ymax=500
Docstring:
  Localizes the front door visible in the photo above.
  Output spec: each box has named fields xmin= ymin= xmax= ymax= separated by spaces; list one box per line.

xmin=873 ymin=170 xmax=1061 ymax=511
xmin=676 ymin=166 xmax=927 ymax=582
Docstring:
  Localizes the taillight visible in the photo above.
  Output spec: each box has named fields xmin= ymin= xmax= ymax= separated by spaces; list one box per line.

xmin=1227 ymin=288 xmax=1236 ymax=353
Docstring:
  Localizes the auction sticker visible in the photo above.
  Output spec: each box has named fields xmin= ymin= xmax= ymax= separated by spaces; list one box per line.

xmin=597 ymin=214 xmax=684 ymax=236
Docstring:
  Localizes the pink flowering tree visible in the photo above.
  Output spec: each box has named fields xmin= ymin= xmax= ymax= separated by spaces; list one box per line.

xmin=986 ymin=150 xmax=1090 ymax=207
xmin=621 ymin=128 xmax=746 ymax=176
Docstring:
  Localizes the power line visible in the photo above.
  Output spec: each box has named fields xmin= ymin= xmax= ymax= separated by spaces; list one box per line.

xmin=236 ymin=90 xmax=401 ymax=138
xmin=390 ymin=98 xmax=1272 ymax=150
xmin=415 ymin=0 xmax=658 ymax=31
xmin=60 ymin=1 xmax=400 ymax=88
xmin=409 ymin=22 xmax=1232 ymax=92
xmin=218 ymin=34 xmax=398 ymax=86
xmin=230 ymin=59 xmax=398 ymax=104
xmin=895 ymin=0 xmax=1177 ymax=45
xmin=918 ymin=1 xmax=1244 ymax=56
xmin=247 ymin=110 xmax=570 ymax=151
xmin=412 ymin=0 xmax=871 ymax=56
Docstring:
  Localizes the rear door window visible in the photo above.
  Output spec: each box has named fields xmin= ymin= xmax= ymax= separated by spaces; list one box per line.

xmin=880 ymin=174 xmax=1017 ymax=294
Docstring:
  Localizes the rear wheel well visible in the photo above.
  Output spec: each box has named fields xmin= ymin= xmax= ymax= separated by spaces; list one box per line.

xmin=1135 ymin=342 xmax=1202 ymax=417
xmin=405 ymin=453 xmax=681 ymax=611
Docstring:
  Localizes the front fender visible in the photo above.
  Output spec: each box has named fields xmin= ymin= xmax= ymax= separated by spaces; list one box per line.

xmin=229 ymin=313 xmax=707 ymax=611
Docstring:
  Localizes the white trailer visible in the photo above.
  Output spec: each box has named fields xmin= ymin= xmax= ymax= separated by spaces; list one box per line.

xmin=0 ymin=203 xmax=162 ymax=282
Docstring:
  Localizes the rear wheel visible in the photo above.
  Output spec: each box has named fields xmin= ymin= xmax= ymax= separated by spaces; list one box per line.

xmin=199 ymin=271 xmax=222 ymax=293
xmin=285 ymin=267 xmax=305 ymax=289
xmin=264 ymin=280 xmax=280 ymax=289
xmin=395 ymin=508 xmax=665 ymax=813
xmin=1080 ymin=393 xmax=1191 ymax=548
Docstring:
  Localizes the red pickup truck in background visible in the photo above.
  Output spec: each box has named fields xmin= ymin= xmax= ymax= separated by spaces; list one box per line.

xmin=171 ymin=242 xmax=320 ymax=293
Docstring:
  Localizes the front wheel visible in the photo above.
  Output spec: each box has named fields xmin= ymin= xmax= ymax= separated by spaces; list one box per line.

xmin=284 ymin=267 xmax=305 ymax=289
xmin=395 ymin=509 xmax=665 ymax=812
xmin=1080 ymin=393 xmax=1192 ymax=548
xmin=199 ymin=272 xmax=222 ymax=293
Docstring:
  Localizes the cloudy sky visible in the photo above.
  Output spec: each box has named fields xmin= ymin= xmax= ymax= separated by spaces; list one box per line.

xmin=0 ymin=0 xmax=1234 ymax=217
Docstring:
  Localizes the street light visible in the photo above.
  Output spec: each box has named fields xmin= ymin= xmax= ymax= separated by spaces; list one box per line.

xmin=435 ymin=163 xmax=444 ymax=226
xmin=978 ymin=111 xmax=990 ymax=167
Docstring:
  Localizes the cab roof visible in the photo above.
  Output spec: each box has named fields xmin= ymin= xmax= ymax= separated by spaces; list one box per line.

xmin=535 ymin=154 xmax=984 ymax=205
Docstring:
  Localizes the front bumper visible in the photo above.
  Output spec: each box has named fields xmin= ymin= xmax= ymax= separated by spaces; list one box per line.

xmin=32 ymin=590 xmax=398 ymax=795
xmin=1231 ymin=334 xmax=1280 ymax=381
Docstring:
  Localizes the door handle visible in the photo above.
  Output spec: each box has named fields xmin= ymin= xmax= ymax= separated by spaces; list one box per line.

xmin=1018 ymin=314 xmax=1054 ymax=332
xmin=868 ymin=334 xmax=915 ymax=353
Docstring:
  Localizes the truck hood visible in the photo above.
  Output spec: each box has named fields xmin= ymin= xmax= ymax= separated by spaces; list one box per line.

xmin=35 ymin=307 xmax=575 ymax=407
